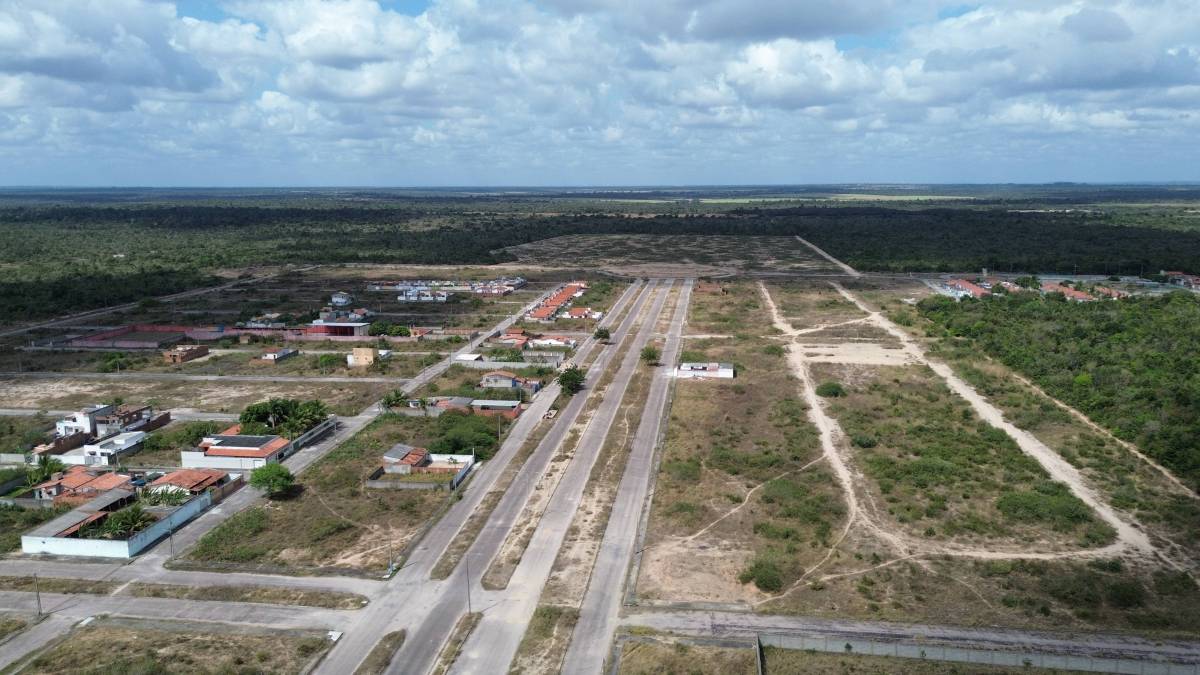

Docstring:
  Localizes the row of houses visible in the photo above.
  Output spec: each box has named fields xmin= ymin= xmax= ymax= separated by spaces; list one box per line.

xmin=402 ymin=396 xmax=525 ymax=419
xmin=527 ymin=282 xmax=596 ymax=323
xmin=942 ymin=277 xmax=1127 ymax=303
xmin=1163 ymin=271 xmax=1200 ymax=289
xmin=367 ymin=276 xmax=526 ymax=297
xmin=484 ymin=327 xmax=578 ymax=351
xmin=33 ymin=404 xmax=171 ymax=467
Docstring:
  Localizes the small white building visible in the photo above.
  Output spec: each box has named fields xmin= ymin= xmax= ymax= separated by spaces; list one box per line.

xmin=262 ymin=348 xmax=298 ymax=362
xmin=676 ymin=362 xmax=736 ymax=379
xmin=331 ymin=291 xmax=353 ymax=307
xmin=55 ymin=404 xmax=113 ymax=438
xmin=60 ymin=431 xmax=146 ymax=466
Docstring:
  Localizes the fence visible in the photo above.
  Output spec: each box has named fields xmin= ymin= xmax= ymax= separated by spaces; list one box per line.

xmin=757 ymin=633 xmax=1200 ymax=675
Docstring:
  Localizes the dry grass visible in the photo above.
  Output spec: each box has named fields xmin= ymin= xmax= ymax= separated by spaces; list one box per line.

xmin=0 ymin=614 xmax=27 ymax=641
xmin=431 ymin=612 xmax=482 ymax=675
xmin=618 ymin=640 xmax=756 ymax=674
xmin=127 ymin=582 xmax=368 ymax=609
xmin=0 ymin=576 xmax=115 ymax=595
xmin=14 ymin=619 xmax=331 ymax=675
xmin=184 ymin=414 xmax=450 ymax=575
xmin=508 ymin=604 xmax=579 ymax=674
xmin=355 ymin=630 xmax=407 ymax=675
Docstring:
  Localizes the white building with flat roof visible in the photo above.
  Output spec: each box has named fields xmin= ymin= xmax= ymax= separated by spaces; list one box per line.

xmin=676 ymin=362 xmax=736 ymax=379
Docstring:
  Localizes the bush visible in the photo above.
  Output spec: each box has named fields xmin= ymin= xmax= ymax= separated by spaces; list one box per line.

xmin=815 ymin=382 xmax=846 ymax=397
xmin=739 ymin=557 xmax=784 ymax=592
xmin=1106 ymin=580 xmax=1147 ymax=609
xmin=558 ymin=366 xmax=585 ymax=395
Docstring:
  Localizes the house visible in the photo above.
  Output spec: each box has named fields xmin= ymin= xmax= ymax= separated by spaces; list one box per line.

xmin=455 ymin=353 xmax=484 ymax=362
xmin=530 ymin=336 xmax=577 ymax=349
xmin=318 ymin=306 xmax=374 ymax=323
xmin=149 ymin=468 xmax=231 ymax=495
xmin=181 ymin=425 xmax=291 ymax=470
xmin=382 ymin=443 xmax=431 ymax=474
xmin=347 ymin=347 xmax=381 ymax=367
xmin=66 ymin=431 xmax=146 ymax=466
xmin=434 ymin=396 xmax=476 ymax=412
xmin=1163 ymin=271 xmax=1200 ymax=289
xmin=470 ymin=399 xmax=522 ymax=419
xmin=240 ymin=312 xmax=286 ymax=329
xmin=677 ymin=362 xmax=736 ymax=380
xmin=1041 ymin=282 xmax=1095 ymax=302
xmin=399 ymin=288 xmax=450 ymax=302
xmin=528 ymin=306 xmax=557 ymax=322
xmin=34 ymin=466 xmax=133 ymax=504
xmin=563 ymin=307 xmax=602 ymax=320
xmin=55 ymin=404 xmax=113 ymax=438
xmin=331 ymin=291 xmax=353 ymax=307
xmin=479 ymin=370 xmax=542 ymax=394
xmin=262 ymin=347 xmax=298 ymax=362
xmin=21 ymin=487 xmax=217 ymax=559
xmin=526 ymin=282 xmax=589 ymax=322
xmin=945 ymin=279 xmax=990 ymax=299
xmin=163 ymin=344 xmax=209 ymax=364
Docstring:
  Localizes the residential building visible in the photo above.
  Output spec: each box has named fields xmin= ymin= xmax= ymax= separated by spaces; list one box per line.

xmin=1093 ymin=286 xmax=1128 ymax=299
xmin=21 ymin=487 xmax=216 ymax=559
xmin=348 ymin=347 xmax=377 ymax=367
xmin=163 ymin=344 xmax=209 ymax=364
xmin=382 ymin=443 xmax=431 ymax=474
xmin=470 ymin=399 xmax=522 ymax=418
xmin=67 ymin=432 xmax=146 ymax=466
xmin=1163 ymin=271 xmax=1200 ymax=289
xmin=479 ymin=370 xmax=541 ymax=394
xmin=55 ymin=404 xmax=113 ymax=438
xmin=240 ymin=312 xmax=286 ymax=329
xmin=1042 ymin=282 xmax=1095 ymax=302
xmin=34 ymin=466 xmax=133 ymax=504
xmin=563 ymin=307 xmax=602 ymax=320
xmin=262 ymin=347 xmax=299 ymax=362
xmin=530 ymin=336 xmax=577 ymax=349
xmin=526 ymin=281 xmax=589 ymax=322
xmin=54 ymin=404 xmax=165 ymax=439
xmin=318 ymin=306 xmax=374 ymax=323
xmin=945 ymin=278 xmax=990 ymax=299
xmin=181 ymin=425 xmax=290 ymax=470
xmin=331 ymin=291 xmax=353 ymax=307
xmin=149 ymin=468 xmax=232 ymax=495
xmin=677 ymin=362 xmax=736 ymax=379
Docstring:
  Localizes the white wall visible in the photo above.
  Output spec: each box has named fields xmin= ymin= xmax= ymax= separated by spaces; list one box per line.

xmin=180 ymin=451 xmax=267 ymax=471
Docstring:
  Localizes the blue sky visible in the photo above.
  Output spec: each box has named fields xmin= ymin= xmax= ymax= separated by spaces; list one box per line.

xmin=1 ymin=0 xmax=1198 ymax=186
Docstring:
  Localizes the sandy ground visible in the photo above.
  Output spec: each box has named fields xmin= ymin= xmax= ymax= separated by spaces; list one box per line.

xmin=795 ymin=342 xmax=916 ymax=365
xmin=638 ymin=537 xmax=762 ymax=605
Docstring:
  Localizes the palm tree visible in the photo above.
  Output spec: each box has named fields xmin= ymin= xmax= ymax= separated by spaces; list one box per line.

xmin=26 ymin=455 xmax=64 ymax=486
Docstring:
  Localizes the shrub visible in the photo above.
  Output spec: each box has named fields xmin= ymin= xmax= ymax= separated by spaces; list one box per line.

xmin=739 ymin=557 xmax=784 ymax=592
xmin=1106 ymin=580 xmax=1147 ymax=609
xmin=815 ymin=382 xmax=846 ymax=398
xmin=251 ymin=463 xmax=296 ymax=498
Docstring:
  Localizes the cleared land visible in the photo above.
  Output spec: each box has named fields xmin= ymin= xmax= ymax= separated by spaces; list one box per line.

xmin=183 ymin=414 xmax=458 ymax=575
xmin=506 ymin=234 xmax=840 ymax=277
xmin=637 ymin=281 xmax=838 ymax=605
xmin=10 ymin=618 xmax=332 ymax=675
xmin=0 ymin=376 xmax=388 ymax=416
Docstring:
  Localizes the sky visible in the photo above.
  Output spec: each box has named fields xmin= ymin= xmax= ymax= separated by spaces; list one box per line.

xmin=1 ymin=0 xmax=1199 ymax=186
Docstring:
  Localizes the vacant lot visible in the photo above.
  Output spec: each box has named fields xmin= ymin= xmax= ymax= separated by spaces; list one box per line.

xmin=686 ymin=281 xmax=776 ymax=336
xmin=184 ymin=414 xmax=453 ymax=574
xmin=416 ymin=363 xmax=554 ymax=402
xmin=0 ymin=377 xmax=389 ymax=416
xmin=764 ymin=282 xmax=868 ymax=331
xmin=0 ymin=504 xmax=66 ymax=553
xmin=14 ymin=618 xmax=331 ymax=675
xmin=507 ymin=235 xmax=838 ymax=277
xmin=121 ymin=420 xmax=224 ymax=468
xmin=0 ymin=415 xmax=53 ymax=454
xmin=816 ymin=363 xmax=1114 ymax=550
xmin=508 ymin=605 xmax=579 ymax=675
xmin=638 ymin=283 xmax=839 ymax=605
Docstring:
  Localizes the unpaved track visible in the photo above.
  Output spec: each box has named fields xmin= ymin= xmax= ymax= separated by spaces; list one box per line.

xmin=755 ymin=280 xmax=1166 ymax=605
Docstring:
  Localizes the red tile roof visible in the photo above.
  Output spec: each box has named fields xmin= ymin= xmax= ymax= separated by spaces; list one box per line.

xmin=947 ymin=279 xmax=990 ymax=298
xmin=150 ymin=468 xmax=228 ymax=492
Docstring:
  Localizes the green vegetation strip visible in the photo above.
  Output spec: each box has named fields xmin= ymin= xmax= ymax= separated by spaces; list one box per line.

xmin=127 ymin=583 xmax=368 ymax=609
xmin=355 ymin=630 xmax=407 ymax=675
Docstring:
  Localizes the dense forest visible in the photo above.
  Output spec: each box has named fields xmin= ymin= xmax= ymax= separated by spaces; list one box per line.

xmin=3 ymin=200 xmax=1200 ymax=321
xmin=919 ymin=291 xmax=1200 ymax=491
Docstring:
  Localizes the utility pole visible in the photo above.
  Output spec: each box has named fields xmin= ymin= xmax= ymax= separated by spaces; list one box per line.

xmin=33 ymin=573 xmax=41 ymax=618
xmin=464 ymin=557 xmax=473 ymax=614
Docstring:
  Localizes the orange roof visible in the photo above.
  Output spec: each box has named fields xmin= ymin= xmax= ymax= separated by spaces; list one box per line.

xmin=529 ymin=307 xmax=556 ymax=319
xmin=151 ymin=468 xmax=227 ymax=492
xmin=86 ymin=473 xmax=132 ymax=492
xmin=504 ymin=328 xmax=525 ymax=335
xmin=948 ymin=279 xmax=989 ymax=298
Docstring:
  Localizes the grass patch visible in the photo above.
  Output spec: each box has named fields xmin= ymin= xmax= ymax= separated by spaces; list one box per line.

xmin=127 ymin=583 xmax=368 ymax=609
xmin=431 ymin=612 xmax=481 ymax=675
xmin=0 ymin=504 xmax=68 ymax=553
xmin=508 ymin=605 xmax=579 ymax=675
xmin=354 ymin=630 xmax=407 ymax=675
xmin=0 ymin=576 xmax=116 ymax=595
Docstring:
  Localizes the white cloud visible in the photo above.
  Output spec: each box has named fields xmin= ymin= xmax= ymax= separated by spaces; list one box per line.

xmin=0 ymin=0 xmax=1197 ymax=183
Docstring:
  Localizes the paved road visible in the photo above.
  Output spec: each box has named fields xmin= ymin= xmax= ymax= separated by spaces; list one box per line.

xmin=0 ymin=267 xmax=318 ymax=340
xmin=446 ymin=281 xmax=675 ymax=674
xmin=0 ymin=371 xmax=410 ymax=384
xmin=0 ymin=407 xmax=238 ymax=422
xmin=560 ymin=279 xmax=692 ymax=674
xmin=621 ymin=609 xmax=1200 ymax=668
xmin=313 ymin=280 xmax=650 ymax=674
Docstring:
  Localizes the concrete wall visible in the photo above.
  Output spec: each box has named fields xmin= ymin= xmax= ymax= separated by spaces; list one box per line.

xmin=0 ymin=453 xmax=29 ymax=465
xmin=125 ymin=492 xmax=211 ymax=556
xmin=181 ymin=451 xmax=267 ymax=471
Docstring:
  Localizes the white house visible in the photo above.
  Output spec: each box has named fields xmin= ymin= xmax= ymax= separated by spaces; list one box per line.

xmin=55 ymin=404 xmax=113 ymax=438
xmin=331 ymin=291 xmax=353 ymax=307
xmin=677 ymin=362 xmax=736 ymax=379
xmin=59 ymin=431 xmax=146 ymax=466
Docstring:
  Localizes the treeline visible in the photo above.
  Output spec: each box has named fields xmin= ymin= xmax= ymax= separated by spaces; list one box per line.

xmin=4 ymin=203 xmax=1200 ymax=321
xmin=919 ymin=291 xmax=1200 ymax=491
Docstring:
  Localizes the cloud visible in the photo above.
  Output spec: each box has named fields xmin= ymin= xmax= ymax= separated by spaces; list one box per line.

xmin=0 ymin=0 xmax=1197 ymax=184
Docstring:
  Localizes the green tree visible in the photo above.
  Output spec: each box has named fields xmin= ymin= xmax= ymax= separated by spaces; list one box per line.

xmin=26 ymin=455 xmax=64 ymax=486
xmin=250 ymin=463 xmax=295 ymax=498
xmin=558 ymin=365 xmax=585 ymax=395
xmin=815 ymin=382 xmax=846 ymax=398
xmin=640 ymin=346 xmax=660 ymax=365
xmin=593 ymin=327 xmax=610 ymax=342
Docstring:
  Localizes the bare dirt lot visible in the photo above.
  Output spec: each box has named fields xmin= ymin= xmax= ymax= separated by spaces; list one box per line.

xmin=505 ymin=235 xmax=841 ymax=277
xmin=0 ymin=377 xmax=389 ymax=416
